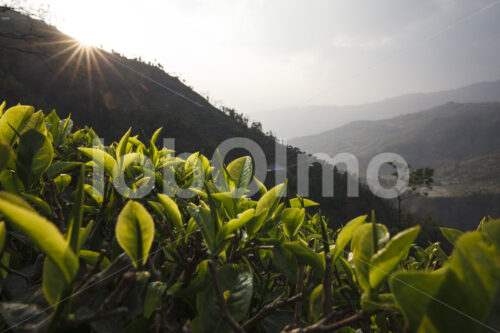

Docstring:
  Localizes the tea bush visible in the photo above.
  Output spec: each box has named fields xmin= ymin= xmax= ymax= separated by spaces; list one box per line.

xmin=0 ymin=102 xmax=498 ymax=332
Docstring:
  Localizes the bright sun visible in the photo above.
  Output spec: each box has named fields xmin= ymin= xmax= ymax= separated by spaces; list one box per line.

xmin=57 ymin=8 xmax=105 ymax=48
xmin=69 ymin=28 xmax=101 ymax=48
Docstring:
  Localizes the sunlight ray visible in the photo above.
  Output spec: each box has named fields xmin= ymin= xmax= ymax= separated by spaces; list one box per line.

xmin=48 ymin=41 xmax=79 ymax=60
xmin=32 ymin=38 xmax=76 ymax=47
xmin=85 ymin=46 xmax=93 ymax=93
xmin=94 ymin=48 xmax=123 ymax=79
xmin=89 ymin=47 xmax=107 ymax=86
xmin=49 ymin=43 xmax=84 ymax=83
xmin=70 ymin=44 xmax=86 ymax=85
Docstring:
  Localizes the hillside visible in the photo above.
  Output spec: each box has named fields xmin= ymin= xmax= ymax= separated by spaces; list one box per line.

xmin=0 ymin=8 xmax=409 ymax=231
xmin=290 ymin=102 xmax=500 ymax=194
xmin=256 ymin=80 xmax=500 ymax=138
xmin=0 ymin=8 xmax=268 ymax=154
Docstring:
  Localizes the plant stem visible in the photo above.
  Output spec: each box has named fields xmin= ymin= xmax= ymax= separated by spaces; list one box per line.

xmin=294 ymin=262 xmax=304 ymax=327
xmin=208 ymin=259 xmax=245 ymax=333
xmin=0 ymin=263 xmax=29 ymax=280
xmin=243 ymin=293 xmax=303 ymax=330
xmin=285 ymin=310 xmax=381 ymax=333
xmin=57 ymin=306 xmax=128 ymax=331
xmin=322 ymin=253 xmax=332 ymax=318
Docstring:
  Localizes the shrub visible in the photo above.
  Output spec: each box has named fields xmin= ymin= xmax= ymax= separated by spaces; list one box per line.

xmin=0 ymin=102 xmax=498 ymax=332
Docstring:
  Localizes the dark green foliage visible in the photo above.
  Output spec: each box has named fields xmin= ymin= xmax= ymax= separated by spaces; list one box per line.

xmin=0 ymin=103 xmax=497 ymax=332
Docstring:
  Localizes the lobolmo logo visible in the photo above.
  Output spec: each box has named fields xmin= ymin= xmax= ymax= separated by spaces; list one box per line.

xmin=87 ymin=137 xmax=410 ymax=200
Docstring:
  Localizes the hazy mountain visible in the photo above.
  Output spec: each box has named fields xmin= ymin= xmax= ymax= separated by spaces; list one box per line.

xmin=257 ymin=80 xmax=500 ymax=139
xmin=290 ymin=102 xmax=500 ymax=195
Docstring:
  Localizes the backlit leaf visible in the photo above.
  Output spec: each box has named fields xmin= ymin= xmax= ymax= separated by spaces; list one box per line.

xmin=0 ymin=193 xmax=78 ymax=282
xmin=16 ymin=129 xmax=54 ymax=188
xmin=116 ymin=201 xmax=155 ymax=268
xmin=0 ymin=105 xmax=34 ymax=144
xmin=282 ymin=208 xmax=305 ymax=239
xmin=369 ymin=226 xmax=420 ymax=290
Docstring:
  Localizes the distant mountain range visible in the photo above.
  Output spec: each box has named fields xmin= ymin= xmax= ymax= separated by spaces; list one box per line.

xmin=256 ymin=80 xmax=500 ymax=138
xmin=290 ymin=102 xmax=500 ymax=196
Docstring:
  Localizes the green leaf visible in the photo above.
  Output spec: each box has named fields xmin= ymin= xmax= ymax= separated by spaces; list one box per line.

xmin=144 ymin=281 xmax=167 ymax=318
xmin=390 ymin=270 xmax=446 ymax=330
xmin=482 ymin=218 xmax=500 ymax=250
xmin=0 ymin=169 xmax=24 ymax=194
xmin=331 ymin=215 xmax=366 ymax=264
xmin=309 ymin=284 xmax=323 ymax=322
xmin=53 ymin=174 xmax=71 ymax=193
xmin=157 ymin=194 xmax=184 ymax=232
xmin=77 ymin=220 xmax=94 ymax=251
xmin=391 ymin=232 xmax=500 ymax=333
xmin=350 ymin=223 xmax=389 ymax=293
xmin=66 ymin=166 xmax=85 ymax=253
xmin=0 ymin=221 xmax=6 ymax=254
xmin=0 ymin=252 xmax=10 ymax=278
xmin=22 ymin=110 xmax=47 ymax=136
xmin=195 ymin=265 xmax=253 ymax=332
xmin=199 ymin=154 xmax=212 ymax=179
xmin=79 ymin=250 xmax=111 ymax=270
xmin=84 ymin=184 xmax=103 ymax=205
xmin=0 ymin=192 xmax=34 ymax=211
xmin=78 ymin=147 xmax=116 ymax=176
xmin=272 ymin=244 xmax=297 ymax=283
xmin=440 ymin=227 xmax=463 ymax=246
xmin=115 ymin=201 xmax=155 ymax=268
xmin=0 ymin=193 xmax=78 ymax=282
xmin=45 ymin=109 xmax=61 ymax=143
xmin=227 ymin=156 xmax=252 ymax=192
xmin=283 ymin=241 xmax=324 ymax=276
xmin=282 ymin=208 xmax=305 ymax=239
xmin=369 ymin=226 xmax=420 ymax=290
xmin=0 ymin=139 xmax=11 ymax=172
xmin=147 ymin=200 xmax=165 ymax=218
xmin=245 ymin=210 xmax=267 ymax=237
xmin=168 ymin=260 xmax=211 ymax=297
xmin=116 ymin=127 xmax=131 ymax=160
xmin=253 ymin=176 xmax=267 ymax=195
xmin=0 ymin=101 xmax=5 ymax=116
xmin=15 ymin=129 xmax=54 ymax=188
xmin=46 ymin=161 xmax=80 ymax=179
xmin=338 ymin=256 xmax=358 ymax=292
xmin=116 ymin=152 xmax=152 ymax=175
xmin=255 ymin=183 xmax=285 ymax=221
xmin=0 ymin=105 xmax=34 ymax=144
xmin=289 ymin=198 xmax=319 ymax=208
xmin=211 ymin=191 xmax=237 ymax=218
xmin=188 ymin=205 xmax=217 ymax=253
xmin=150 ymin=127 xmax=163 ymax=147
xmin=42 ymin=257 xmax=68 ymax=305
xmin=58 ymin=116 xmax=73 ymax=141
xmin=361 ymin=293 xmax=397 ymax=312
xmin=216 ymin=208 xmax=255 ymax=246
xmin=20 ymin=193 xmax=52 ymax=217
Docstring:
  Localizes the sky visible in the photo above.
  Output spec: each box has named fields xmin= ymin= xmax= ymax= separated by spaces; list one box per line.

xmin=4 ymin=0 xmax=500 ymax=118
